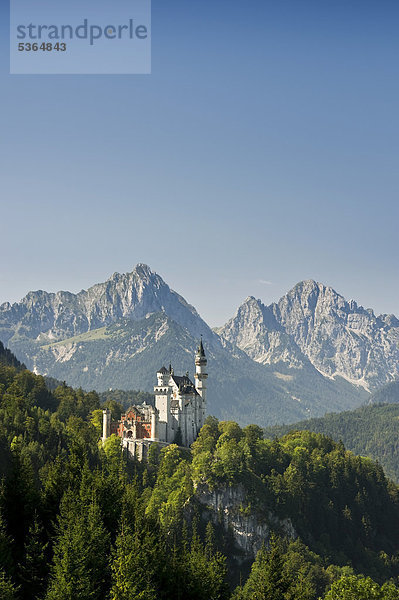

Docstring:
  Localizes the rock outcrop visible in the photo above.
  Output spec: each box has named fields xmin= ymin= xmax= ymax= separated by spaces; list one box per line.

xmin=195 ymin=483 xmax=296 ymax=562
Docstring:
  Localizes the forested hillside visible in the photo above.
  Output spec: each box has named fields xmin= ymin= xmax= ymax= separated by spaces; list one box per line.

xmin=1 ymin=348 xmax=399 ymax=598
xmin=0 ymin=341 xmax=24 ymax=369
xmin=264 ymin=403 xmax=399 ymax=483
xmin=98 ymin=388 xmax=154 ymax=409
xmin=370 ymin=381 xmax=399 ymax=405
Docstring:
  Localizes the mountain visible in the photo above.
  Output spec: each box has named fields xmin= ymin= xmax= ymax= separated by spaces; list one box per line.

xmin=263 ymin=402 xmax=399 ymax=483
xmin=1 ymin=310 xmax=365 ymax=427
xmin=218 ymin=280 xmax=399 ymax=391
xmin=0 ymin=263 xmax=211 ymax=344
xmin=0 ymin=267 xmax=373 ymax=427
xmin=215 ymin=296 xmax=309 ymax=368
xmin=369 ymin=380 xmax=399 ymax=405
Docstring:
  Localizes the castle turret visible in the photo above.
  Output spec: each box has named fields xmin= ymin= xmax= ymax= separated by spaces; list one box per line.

xmin=102 ymin=408 xmax=111 ymax=441
xmin=156 ymin=366 xmax=170 ymax=387
xmin=150 ymin=407 xmax=158 ymax=441
xmin=154 ymin=366 xmax=171 ymax=441
xmin=194 ymin=338 xmax=208 ymax=409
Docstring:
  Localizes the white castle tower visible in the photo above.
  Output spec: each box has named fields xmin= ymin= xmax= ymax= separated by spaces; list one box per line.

xmin=154 ymin=366 xmax=171 ymax=441
xmin=194 ymin=337 xmax=207 ymax=424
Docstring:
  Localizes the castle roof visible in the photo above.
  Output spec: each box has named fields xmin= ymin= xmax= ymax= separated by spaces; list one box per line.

xmin=171 ymin=374 xmax=199 ymax=396
xmin=196 ymin=338 xmax=206 ymax=357
xmin=125 ymin=405 xmax=142 ymax=415
xmin=157 ymin=366 xmax=169 ymax=374
xmin=124 ymin=404 xmax=154 ymax=419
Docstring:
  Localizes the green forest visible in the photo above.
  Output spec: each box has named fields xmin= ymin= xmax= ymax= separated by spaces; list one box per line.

xmin=1 ymin=341 xmax=399 ymax=599
xmin=264 ymin=402 xmax=399 ymax=483
xmin=98 ymin=388 xmax=154 ymax=410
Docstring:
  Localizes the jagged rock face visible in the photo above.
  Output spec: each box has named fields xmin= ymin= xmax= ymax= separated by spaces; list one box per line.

xmin=218 ymin=280 xmax=399 ymax=391
xmin=0 ymin=264 xmax=212 ymax=345
xmin=216 ymin=297 xmax=308 ymax=369
xmin=274 ymin=281 xmax=399 ymax=389
xmin=195 ymin=484 xmax=296 ymax=562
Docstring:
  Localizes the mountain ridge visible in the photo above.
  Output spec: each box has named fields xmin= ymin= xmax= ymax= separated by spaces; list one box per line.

xmin=2 ymin=265 xmax=393 ymax=426
xmin=0 ymin=263 xmax=215 ymax=346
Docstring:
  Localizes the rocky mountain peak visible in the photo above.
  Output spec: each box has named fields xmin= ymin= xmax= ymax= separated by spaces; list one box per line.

xmin=236 ymin=296 xmax=264 ymax=318
xmin=225 ymin=296 xmax=280 ymax=332
xmin=276 ymin=280 xmax=348 ymax=326
xmin=134 ymin=262 xmax=153 ymax=275
xmin=0 ymin=264 xmax=214 ymax=346
xmin=281 ymin=279 xmax=346 ymax=310
xmin=217 ymin=294 xmax=307 ymax=367
xmin=285 ymin=284 xmax=397 ymax=385
xmin=217 ymin=280 xmax=399 ymax=391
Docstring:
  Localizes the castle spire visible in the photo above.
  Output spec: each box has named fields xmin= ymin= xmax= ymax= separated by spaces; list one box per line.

xmin=196 ymin=335 xmax=205 ymax=358
xmin=195 ymin=338 xmax=207 ymax=389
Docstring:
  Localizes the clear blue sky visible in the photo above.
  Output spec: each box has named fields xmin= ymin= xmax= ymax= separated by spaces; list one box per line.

xmin=1 ymin=0 xmax=398 ymax=326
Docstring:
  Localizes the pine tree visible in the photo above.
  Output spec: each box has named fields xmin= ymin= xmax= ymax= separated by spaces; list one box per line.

xmin=45 ymin=489 xmax=109 ymax=600
xmin=204 ymin=521 xmax=229 ymax=600
xmin=18 ymin=514 xmax=48 ymax=600
xmin=0 ymin=571 xmax=18 ymax=600
xmin=109 ymin=520 xmax=158 ymax=600
xmin=0 ymin=513 xmax=14 ymax=577
xmin=183 ymin=518 xmax=228 ymax=600
xmin=239 ymin=536 xmax=290 ymax=600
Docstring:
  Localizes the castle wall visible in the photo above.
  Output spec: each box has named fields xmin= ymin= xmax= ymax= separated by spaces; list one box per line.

xmin=123 ymin=439 xmax=169 ymax=461
xmin=157 ymin=420 xmax=167 ymax=442
xmin=155 ymin=391 xmax=170 ymax=423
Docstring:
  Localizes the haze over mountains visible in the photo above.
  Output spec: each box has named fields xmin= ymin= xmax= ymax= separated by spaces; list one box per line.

xmin=1 ymin=264 xmax=398 ymax=426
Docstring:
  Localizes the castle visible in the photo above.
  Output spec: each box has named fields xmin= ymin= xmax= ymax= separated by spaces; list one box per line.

xmin=102 ymin=340 xmax=207 ymax=459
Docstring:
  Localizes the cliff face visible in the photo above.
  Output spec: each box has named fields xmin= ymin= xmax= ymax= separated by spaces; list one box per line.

xmin=216 ymin=296 xmax=309 ymax=369
xmin=195 ymin=484 xmax=296 ymax=562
